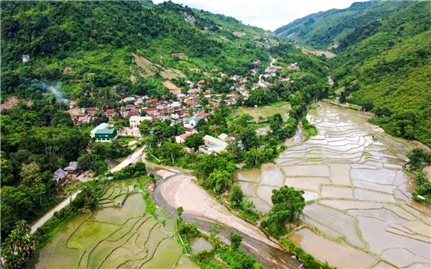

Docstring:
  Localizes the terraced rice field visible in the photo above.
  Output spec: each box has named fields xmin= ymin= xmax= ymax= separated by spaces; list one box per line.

xmin=35 ymin=179 xmax=196 ymax=269
xmin=237 ymin=103 xmax=431 ymax=268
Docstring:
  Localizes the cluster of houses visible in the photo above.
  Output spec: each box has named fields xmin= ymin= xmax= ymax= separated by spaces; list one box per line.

xmin=53 ymin=161 xmax=78 ymax=183
xmin=69 ymin=77 xmax=241 ymax=140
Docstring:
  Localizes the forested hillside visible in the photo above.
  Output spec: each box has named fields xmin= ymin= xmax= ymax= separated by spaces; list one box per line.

xmin=276 ymin=1 xmax=431 ymax=147
xmin=274 ymin=1 xmax=411 ymax=49
xmin=1 ymin=0 xmax=270 ymax=100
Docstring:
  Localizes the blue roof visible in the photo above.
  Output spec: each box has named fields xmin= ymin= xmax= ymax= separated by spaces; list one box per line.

xmin=191 ymin=115 xmax=202 ymax=122
xmin=95 ymin=128 xmax=116 ymax=135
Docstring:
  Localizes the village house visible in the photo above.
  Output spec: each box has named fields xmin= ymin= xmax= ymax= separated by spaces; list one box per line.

xmin=200 ymin=134 xmax=229 ymax=154
xmin=171 ymin=113 xmax=180 ymax=121
xmin=122 ymin=96 xmax=136 ymax=103
xmin=127 ymin=109 xmax=140 ymax=117
xmin=177 ymin=93 xmax=186 ymax=100
xmin=90 ymin=123 xmax=110 ymax=137
xmin=130 ymin=115 xmax=152 ymax=128
xmin=225 ymin=97 xmax=237 ymax=106
xmin=204 ymin=89 xmax=211 ymax=98
xmin=289 ymin=63 xmax=300 ymax=72
xmin=147 ymin=99 xmax=158 ymax=107
xmin=95 ymin=128 xmax=117 ymax=142
xmin=134 ymin=97 xmax=144 ymax=106
xmin=175 ymin=133 xmax=192 ymax=144
xmin=105 ymin=108 xmax=116 ymax=118
xmin=53 ymin=168 xmax=67 ymax=183
xmin=83 ymin=107 xmax=96 ymax=116
xmin=183 ymin=115 xmax=202 ymax=128
xmin=77 ymin=115 xmax=90 ymax=125
xmin=64 ymin=161 xmax=78 ymax=174
xmin=118 ymin=127 xmax=141 ymax=138
xmin=187 ymin=88 xmax=198 ymax=95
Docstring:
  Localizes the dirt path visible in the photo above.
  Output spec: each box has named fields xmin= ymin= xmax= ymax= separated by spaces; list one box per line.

xmin=151 ymin=167 xmax=300 ymax=269
xmin=30 ymin=147 xmax=145 ymax=234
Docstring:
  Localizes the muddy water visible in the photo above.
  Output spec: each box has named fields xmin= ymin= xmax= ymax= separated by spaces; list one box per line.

xmin=237 ymin=103 xmax=431 ymax=268
xmin=35 ymin=179 xmax=193 ymax=269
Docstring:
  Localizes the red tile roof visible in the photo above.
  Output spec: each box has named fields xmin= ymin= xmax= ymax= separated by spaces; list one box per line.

xmin=128 ymin=109 xmax=139 ymax=116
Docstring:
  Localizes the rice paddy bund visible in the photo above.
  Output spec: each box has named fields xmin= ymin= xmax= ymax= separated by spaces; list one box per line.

xmin=237 ymin=103 xmax=431 ymax=269
xmin=35 ymin=178 xmax=196 ymax=269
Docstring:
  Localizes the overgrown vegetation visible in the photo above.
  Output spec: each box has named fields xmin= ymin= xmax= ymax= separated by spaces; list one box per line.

xmin=176 ymin=207 xmax=262 ymax=269
xmin=407 ymin=148 xmax=431 ymax=205
xmin=1 ymin=221 xmax=37 ymax=269
xmin=0 ymin=98 xmax=132 ymax=240
xmin=261 ymin=186 xmax=305 ymax=238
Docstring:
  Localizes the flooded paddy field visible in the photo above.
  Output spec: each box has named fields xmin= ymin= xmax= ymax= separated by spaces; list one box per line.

xmin=35 ymin=179 xmax=195 ymax=269
xmin=237 ymin=103 xmax=431 ymax=268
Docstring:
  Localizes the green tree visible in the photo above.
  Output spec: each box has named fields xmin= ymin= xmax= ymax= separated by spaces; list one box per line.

xmin=184 ymin=133 xmax=204 ymax=151
xmin=1 ymin=157 xmax=15 ymax=185
xmin=229 ymin=232 xmax=242 ymax=251
xmin=138 ymin=120 xmax=152 ymax=136
xmin=408 ymin=148 xmax=430 ymax=170
xmin=134 ymin=161 xmax=146 ymax=175
xmin=2 ymin=220 xmax=37 ymax=269
xmin=156 ymin=142 xmax=185 ymax=164
xmin=206 ymin=169 xmax=232 ymax=194
xmin=229 ymin=184 xmax=244 ymax=208
xmin=261 ymin=186 xmax=305 ymax=237
xmin=240 ymin=128 xmax=258 ymax=150
xmin=19 ymin=162 xmax=42 ymax=186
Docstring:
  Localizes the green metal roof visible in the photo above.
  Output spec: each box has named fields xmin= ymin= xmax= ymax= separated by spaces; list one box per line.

xmin=95 ymin=128 xmax=116 ymax=135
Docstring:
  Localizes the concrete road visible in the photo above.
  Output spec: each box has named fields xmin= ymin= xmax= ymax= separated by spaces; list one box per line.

xmin=30 ymin=146 xmax=145 ymax=233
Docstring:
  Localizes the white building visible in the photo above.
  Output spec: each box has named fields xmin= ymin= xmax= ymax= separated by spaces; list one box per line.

xmin=200 ymin=134 xmax=229 ymax=154
xmin=129 ymin=115 xmax=152 ymax=128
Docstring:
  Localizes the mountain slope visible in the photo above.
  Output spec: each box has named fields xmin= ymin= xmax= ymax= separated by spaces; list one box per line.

xmin=1 ymin=1 xmax=271 ymax=99
xmin=274 ymin=1 xmax=412 ymax=49
xmin=276 ymin=1 xmax=431 ymax=147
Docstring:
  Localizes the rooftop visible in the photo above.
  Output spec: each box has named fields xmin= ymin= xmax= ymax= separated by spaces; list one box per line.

xmin=95 ymin=128 xmax=116 ymax=135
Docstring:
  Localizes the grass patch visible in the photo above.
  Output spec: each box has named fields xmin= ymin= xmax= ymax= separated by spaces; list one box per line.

xmin=308 ymin=157 xmax=323 ymax=161
xmin=235 ymin=101 xmax=290 ymax=121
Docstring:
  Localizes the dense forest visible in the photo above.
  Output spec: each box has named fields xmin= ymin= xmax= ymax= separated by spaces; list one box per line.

xmin=1 ymin=1 xmax=270 ymax=100
xmin=274 ymin=1 xmax=412 ymax=49
xmin=276 ymin=1 xmax=431 ymax=147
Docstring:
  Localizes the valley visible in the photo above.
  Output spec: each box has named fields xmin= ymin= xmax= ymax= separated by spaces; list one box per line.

xmin=237 ymin=103 xmax=431 ymax=268
xmin=1 ymin=1 xmax=430 ymax=269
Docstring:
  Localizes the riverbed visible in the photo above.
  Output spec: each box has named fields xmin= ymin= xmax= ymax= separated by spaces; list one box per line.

xmin=236 ymin=102 xmax=431 ymax=268
xmin=150 ymin=166 xmax=301 ymax=269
